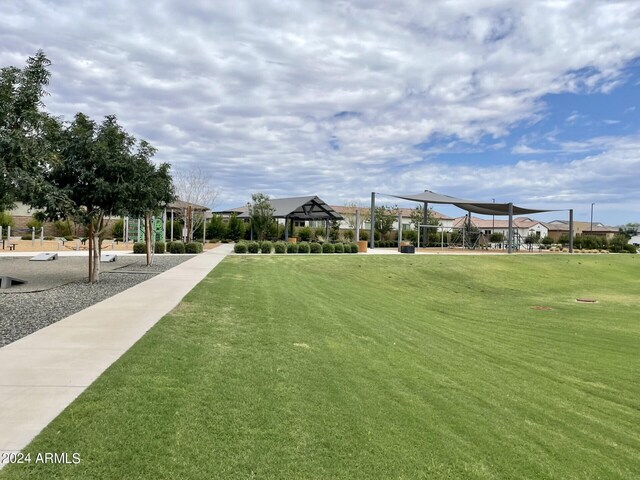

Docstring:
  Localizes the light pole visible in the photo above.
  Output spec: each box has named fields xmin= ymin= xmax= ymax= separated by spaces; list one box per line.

xmin=590 ymin=203 xmax=595 ymax=235
xmin=492 ymin=198 xmax=495 ymax=233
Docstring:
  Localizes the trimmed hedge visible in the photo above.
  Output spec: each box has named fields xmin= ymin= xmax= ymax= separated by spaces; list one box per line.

xmin=286 ymin=242 xmax=298 ymax=253
xmin=185 ymin=242 xmax=203 ymax=254
xmin=247 ymin=241 xmax=259 ymax=253
xmin=310 ymin=242 xmax=322 ymax=253
xmin=322 ymin=243 xmax=335 ymax=253
xmin=133 ymin=242 xmax=146 ymax=254
xmin=333 ymin=243 xmax=344 ymax=253
xmin=234 ymin=243 xmax=248 ymax=253
xmin=298 ymin=242 xmax=310 ymax=253
xmin=155 ymin=242 xmax=166 ymax=254
xmin=274 ymin=241 xmax=286 ymax=254
xmin=350 ymin=243 xmax=359 ymax=253
xmin=168 ymin=241 xmax=186 ymax=254
xmin=260 ymin=241 xmax=273 ymax=254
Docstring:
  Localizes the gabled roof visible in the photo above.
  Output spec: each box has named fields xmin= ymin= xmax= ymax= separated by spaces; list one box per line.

xmin=452 ymin=216 xmax=548 ymax=229
xmin=329 ymin=205 xmax=453 ymax=220
xmin=221 ymin=196 xmax=343 ymax=221
xmin=387 ymin=190 xmax=558 ymax=216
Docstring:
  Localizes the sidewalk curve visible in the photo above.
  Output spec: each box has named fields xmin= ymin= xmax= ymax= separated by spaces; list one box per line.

xmin=0 ymin=243 xmax=233 ymax=466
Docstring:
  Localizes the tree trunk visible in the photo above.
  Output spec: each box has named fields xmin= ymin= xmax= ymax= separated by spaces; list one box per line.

xmin=145 ymin=213 xmax=152 ymax=266
xmin=88 ymin=222 xmax=93 ymax=283
xmin=92 ymin=231 xmax=101 ymax=282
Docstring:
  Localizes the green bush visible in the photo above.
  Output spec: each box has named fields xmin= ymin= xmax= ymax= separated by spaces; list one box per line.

xmin=489 ymin=232 xmax=505 ymax=243
xmin=227 ymin=213 xmax=245 ymax=242
xmin=168 ymin=241 xmax=186 ymax=254
xmin=541 ymin=236 xmax=554 ymax=246
xmin=297 ymin=227 xmax=312 ymax=242
xmin=286 ymin=242 xmax=298 ymax=253
xmin=44 ymin=236 xmax=54 ymax=240
xmin=234 ymin=243 xmax=247 ymax=253
xmin=26 ymin=214 xmax=43 ymax=230
xmin=260 ymin=241 xmax=273 ymax=254
xmin=21 ymin=234 xmax=31 ymax=240
xmin=333 ymin=243 xmax=344 ymax=253
xmin=310 ymin=242 xmax=322 ymax=253
xmin=360 ymin=230 xmax=370 ymax=241
xmin=54 ymin=220 xmax=72 ymax=237
xmin=133 ymin=242 xmax=146 ymax=254
xmin=185 ymin=242 xmax=203 ymax=253
xmin=403 ymin=230 xmax=417 ymax=244
xmin=0 ymin=211 xmax=14 ymax=229
xmin=322 ymin=243 xmax=334 ymax=253
xmin=112 ymin=219 xmax=124 ymax=240
xmin=608 ymin=234 xmax=629 ymax=253
xmin=343 ymin=230 xmax=354 ymax=242
xmin=154 ymin=242 xmax=166 ymax=253
xmin=623 ymin=243 xmax=637 ymax=254
xmin=350 ymin=243 xmax=359 ymax=253
xmin=297 ymin=242 xmax=309 ymax=253
xmin=247 ymin=241 xmax=259 ymax=253
xmin=314 ymin=227 xmax=325 ymax=241
xmin=274 ymin=241 xmax=286 ymax=254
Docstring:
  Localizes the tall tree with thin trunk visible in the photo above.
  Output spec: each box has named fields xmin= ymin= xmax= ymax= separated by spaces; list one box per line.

xmin=173 ymin=167 xmax=220 ymax=241
xmin=249 ymin=193 xmax=275 ymax=241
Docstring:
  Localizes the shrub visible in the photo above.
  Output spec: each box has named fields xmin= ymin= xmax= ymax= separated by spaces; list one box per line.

xmin=310 ymin=242 xmax=322 ymax=253
xmin=234 ymin=242 xmax=247 ymax=253
xmin=247 ymin=241 xmax=259 ymax=253
xmin=21 ymin=234 xmax=31 ymax=240
xmin=350 ymin=243 xmax=359 ymax=253
xmin=0 ymin=211 xmax=14 ymax=228
xmin=154 ymin=241 xmax=166 ymax=254
xmin=623 ymin=243 xmax=637 ymax=253
xmin=44 ymin=236 xmax=54 ymax=240
xmin=333 ymin=243 xmax=344 ymax=253
xmin=608 ymin=234 xmax=629 ymax=253
xmin=359 ymin=230 xmax=369 ymax=241
xmin=185 ymin=242 xmax=202 ymax=254
xmin=168 ymin=241 xmax=186 ymax=254
xmin=112 ymin=219 xmax=124 ymax=240
xmin=286 ymin=242 xmax=298 ymax=253
xmin=322 ymin=243 xmax=334 ymax=253
xmin=274 ymin=241 xmax=286 ymax=254
xmin=403 ymin=230 xmax=417 ymax=244
xmin=489 ymin=232 xmax=505 ymax=243
xmin=541 ymin=236 xmax=554 ymax=246
xmin=260 ymin=241 xmax=273 ymax=254
xmin=314 ymin=227 xmax=325 ymax=241
xmin=227 ymin=213 xmax=245 ymax=242
xmin=297 ymin=242 xmax=310 ymax=253
xmin=26 ymin=214 xmax=43 ymax=230
xmin=54 ymin=220 xmax=72 ymax=237
xmin=133 ymin=242 xmax=146 ymax=254
xmin=343 ymin=229 xmax=354 ymax=242
xmin=297 ymin=227 xmax=312 ymax=242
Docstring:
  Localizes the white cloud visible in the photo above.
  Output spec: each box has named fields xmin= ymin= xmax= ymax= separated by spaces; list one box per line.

xmin=1 ymin=0 xmax=640 ymax=223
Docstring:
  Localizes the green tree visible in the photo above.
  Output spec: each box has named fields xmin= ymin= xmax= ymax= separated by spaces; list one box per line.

xmin=226 ymin=213 xmax=245 ymax=241
xmin=374 ymin=205 xmax=396 ymax=241
xmin=35 ymin=113 xmax=171 ymax=281
xmin=0 ymin=51 xmax=64 ymax=211
xmin=207 ymin=214 xmax=227 ymax=240
xmin=249 ymin=193 xmax=275 ymax=241
xmin=619 ymin=222 xmax=639 ymax=238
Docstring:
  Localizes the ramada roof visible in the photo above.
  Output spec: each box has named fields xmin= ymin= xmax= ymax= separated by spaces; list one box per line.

xmin=452 ymin=216 xmax=546 ymax=229
xmin=329 ymin=205 xmax=453 ymax=220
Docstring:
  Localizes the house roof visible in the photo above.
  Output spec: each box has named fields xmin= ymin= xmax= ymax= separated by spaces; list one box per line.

xmin=329 ymin=205 xmax=453 ymax=220
xmin=387 ymin=190 xmax=558 ymax=216
xmin=219 ymin=196 xmax=343 ymax=221
xmin=545 ymin=220 xmax=618 ymax=233
xmin=452 ymin=216 xmax=547 ymax=229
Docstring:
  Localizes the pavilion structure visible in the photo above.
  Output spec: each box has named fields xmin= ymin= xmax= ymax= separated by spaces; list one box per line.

xmin=225 ymin=196 xmax=343 ymax=241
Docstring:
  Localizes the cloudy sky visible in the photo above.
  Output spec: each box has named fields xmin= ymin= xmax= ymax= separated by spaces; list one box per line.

xmin=3 ymin=0 xmax=640 ymax=224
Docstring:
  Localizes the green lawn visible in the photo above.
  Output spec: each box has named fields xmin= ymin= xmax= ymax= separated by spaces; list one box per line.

xmin=2 ymin=254 xmax=640 ymax=479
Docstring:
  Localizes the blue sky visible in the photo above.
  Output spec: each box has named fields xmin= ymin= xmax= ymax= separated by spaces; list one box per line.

xmin=2 ymin=1 xmax=639 ymax=225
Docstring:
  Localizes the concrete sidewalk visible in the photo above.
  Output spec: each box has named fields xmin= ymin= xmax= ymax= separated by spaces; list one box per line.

xmin=0 ymin=244 xmax=233 ymax=466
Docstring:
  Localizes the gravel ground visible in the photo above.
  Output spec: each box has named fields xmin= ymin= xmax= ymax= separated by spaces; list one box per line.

xmin=0 ymin=255 xmax=194 ymax=347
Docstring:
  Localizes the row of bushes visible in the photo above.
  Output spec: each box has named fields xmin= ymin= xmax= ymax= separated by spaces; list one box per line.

xmin=234 ymin=241 xmax=360 ymax=254
xmin=133 ymin=241 xmax=204 ymax=254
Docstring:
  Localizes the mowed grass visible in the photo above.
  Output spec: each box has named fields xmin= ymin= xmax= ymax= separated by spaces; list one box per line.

xmin=2 ymin=254 xmax=640 ymax=479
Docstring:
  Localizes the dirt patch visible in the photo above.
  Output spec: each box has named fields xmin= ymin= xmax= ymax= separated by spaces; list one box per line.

xmin=530 ymin=306 xmax=553 ymax=310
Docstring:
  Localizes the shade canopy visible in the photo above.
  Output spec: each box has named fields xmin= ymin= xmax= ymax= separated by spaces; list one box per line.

xmin=387 ymin=190 xmax=557 ymax=216
xmin=231 ymin=196 xmax=343 ymax=221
